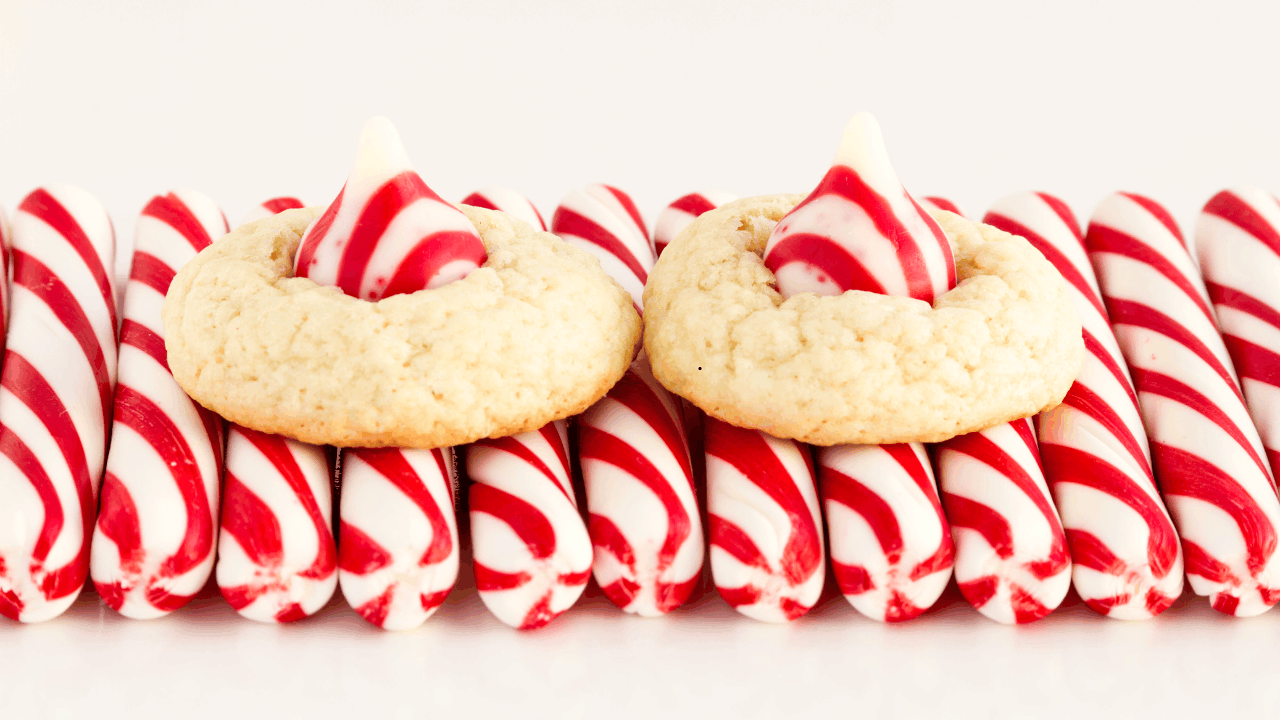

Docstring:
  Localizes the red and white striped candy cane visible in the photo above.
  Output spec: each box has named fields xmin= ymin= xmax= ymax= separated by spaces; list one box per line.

xmin=762 ymin=113 xmax=955 ymax=301
xmin=551 ymin=184 xmax=651 ymax=310
xmin=935 ymin=419 xmax=1071 ymax=624
xmin=462 ymin=187 xmax=547 ymax=231
xmin=467 ymin=421 xmax=592 ymax=629
xmin=652 ymin=191 xmax=736 ymax=257
xmin=217 ymin=426 xmax=337 ymax=622
xmin=90 ymin=190 xmax=230 ymax=619
xmin=984 ymin=192 xmax=1183 ymax=619
xmin=579 ymin=356 xmax=703 ymax=616
xmin=1088 ymin=191 xmax=1280 ymax=616
xmin=819 ymin=443 xmax=953 ymax=622
xmin=294 ymin=116 xmax=487 ymax=300
xmin=0 ymin=185 xmax=117 ymax=622
xmin=338 ymin=447 xmax=458 ymax=630
xmin=1196 ymin=188 xmax=1280 ymax=477
xmin=240 ymin=196 xmax=305 ymax=225
xmin=920 ymin=196 xmax=966 ymax=217
xmin=704 ymin=417 xmax=824 ymax=622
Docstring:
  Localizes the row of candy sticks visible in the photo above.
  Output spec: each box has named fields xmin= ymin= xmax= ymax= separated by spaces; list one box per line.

xmin=1 ymin=170 xmax=1279 ymax=630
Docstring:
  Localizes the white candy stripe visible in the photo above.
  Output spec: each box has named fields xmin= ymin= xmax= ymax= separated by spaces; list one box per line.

xmin=1196 ymin=188 xmax=1280 ymax=478
xmin=579 ymin=355 xmax=703 ymax=616
xmin=1087 ymin=191 xmax=1280 ymax=617
xmin=819 ymin=442 xmax=953 ymax=622
xmin=467 ymin=421 xmax=592 ymax=629
xmin=0 ymin=185 xmax=116 ymax=623
xmin=705 ymin=417 xmax=825 ymax=623
xmin=216 ymin=426 xmax=337 ymax=623
xmin=985 ymin=191 xmax=1183 ymax=619
xmin=238 ymin=197 xmax=305 ymax=226
xmin=551 ymin=184 xmax=652 ymax=310
xmin=652 ymin=191 xmax=736 ymax=257
xmin=90 ymin=191 xmax=229 ymax=619
xmin=763 ymin=113 xmax=954 ymax=302
xmin=461 ymin=187 xmax=546 ymax=231
xmin=338 ymin=446 xmax=459 ymax=630
xmin=935 ymin=419 xmax=1072 ymax=624
xmin=294 ymin=117 xmax=486 ymax=301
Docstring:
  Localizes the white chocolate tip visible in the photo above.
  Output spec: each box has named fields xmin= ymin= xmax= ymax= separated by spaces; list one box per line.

xmin=833 ymin=112 xmax=902 ymax=193
xmin=351 ymin=115 xmax=412 ymax=184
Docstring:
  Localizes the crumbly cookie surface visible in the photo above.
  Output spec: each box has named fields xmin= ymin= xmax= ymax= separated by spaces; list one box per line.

xmin=163 ymin=206 xmax=640 ymax=449
xmin=643 ymin=195 xmax=1083 ymax=446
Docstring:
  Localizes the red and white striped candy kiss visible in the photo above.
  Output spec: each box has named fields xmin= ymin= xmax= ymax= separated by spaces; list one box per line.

xmin=762 ymin=112 xmax=955 ymax=300
xmin=579 ymin=356 xmax=703 ymax=616
xmin=0 ymin=185 xmax=117 ymax=622
xmin=295 ymin=116 xmax=487 ymax=300
xmin=935 ymin=419 xmax=1071 ymax=624
xmin=217 ymin=426 xmax=337 ymax=622
xmin=338 ymin=447 xmax=458 ymax=630
xmin=462 ymin=187 xmax=547 ymax=230
xmin=652 ymin=191 xmax=737 ymax=257
xmin=239 ymin=196 xmax=305 ymax=225
xmin=761 ymin=113 xmax=951 ymax=622
xmin=89 ymin=191 xmax=230 ymax=619
xmin=819 ymin=443 xmax=953 ymax=622
xmin=1196 ymin=188 xmax=1280 ymax=477
xmin=984 ymin=192 xmax=1183 ymax=619
xmin=296 ymin=117 xmax=484 ymax=628
xmin=705 ymin=417 xmax=824 ymax=622
xmin=551 ymin=184 xmax=651 ymax=310
xmin=1088 ymin=192 xmax=1280 ymax=616
xmin=467 ymin=421 xmax=592 ymax=629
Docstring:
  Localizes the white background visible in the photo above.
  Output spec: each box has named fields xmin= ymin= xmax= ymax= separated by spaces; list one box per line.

xmin=2 ymin=1 xmax=1280 ymax=718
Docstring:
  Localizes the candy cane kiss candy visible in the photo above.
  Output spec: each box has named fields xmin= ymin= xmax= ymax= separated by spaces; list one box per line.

xmin=91 ymin=190 xmax=230 ymax=619
xmin=759 ymin=113 xmax=953 ymax=622
xmin=467 ymin=421 xmax=592 ymax=629
xmin=1195 ymin=188 xmax=1280 ymax=478
xmin=462 ymin=187 xmax=546 ymax=231
xmin=1088 ymin=192 xmax=1280 ymax=616
xmin=985 ymin=192 xmax=1182 ymax=619
xmin=293 ymin=116 xmax=476 ymax=629
xmin=0 ymin=185 xmax=117 ymax=622
xmin=552 ymin=184 xmax=651 ymax=310
xmin=240 ymin=197 xmax=305 ymax=226
xmin=653 ymin=191 xmax=736 ymax=257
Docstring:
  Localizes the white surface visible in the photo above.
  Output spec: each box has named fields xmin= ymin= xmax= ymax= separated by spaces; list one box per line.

xmin=3 ymin=0 xmax=1280 ymax=717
